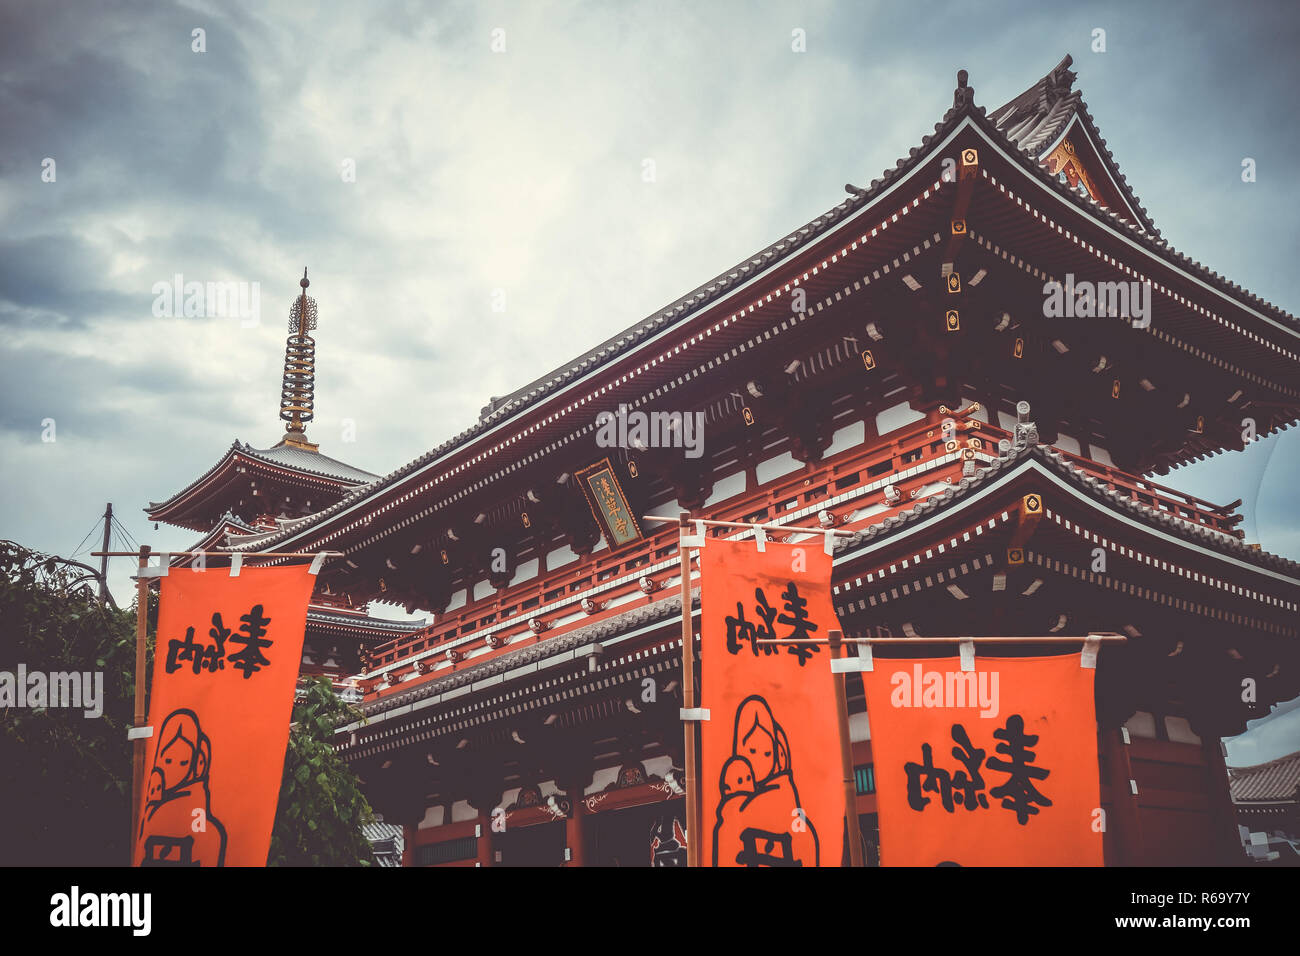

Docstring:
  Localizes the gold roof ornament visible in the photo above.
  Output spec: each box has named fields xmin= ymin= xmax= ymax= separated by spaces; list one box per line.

xmin=280 ymin=268 xmax=319 ymax=451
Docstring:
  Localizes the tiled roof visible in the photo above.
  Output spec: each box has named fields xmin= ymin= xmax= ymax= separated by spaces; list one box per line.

xmin=307 ymin=607 xmax=424 ymax=633
xmin=361 ymin=820 xmax=404 ymax=867
xmin=1229 ymin=751 xmax=1300 ymax=803
xmin=240 ymin=442 xmax=378 ymax=485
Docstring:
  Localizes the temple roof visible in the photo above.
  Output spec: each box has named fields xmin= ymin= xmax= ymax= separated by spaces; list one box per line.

xmin=147 ymin=439 xmax=378 ymax=531
xmin=227 ymin=56 xmax=1300 ymax=557
xmin=1229 ymin=751 xmax=1300 ymax=803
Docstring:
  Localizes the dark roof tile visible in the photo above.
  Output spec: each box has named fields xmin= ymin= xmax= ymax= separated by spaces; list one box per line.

xmin=1229 ymin=751 xmax=1300 ymax=803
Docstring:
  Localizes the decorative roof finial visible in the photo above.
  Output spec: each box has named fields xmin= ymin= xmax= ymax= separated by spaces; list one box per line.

xmin=953 ymin=69 xmax=974 ymax=109
xmin=279 ymin=268 xmax=320 ymax=451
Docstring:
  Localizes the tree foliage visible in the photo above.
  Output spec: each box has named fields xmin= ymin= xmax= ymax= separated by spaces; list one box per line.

xmin=268 ymin=675 xmax=376 ymax=866
xmin=0 ymin=540 xmax=141 ymax=865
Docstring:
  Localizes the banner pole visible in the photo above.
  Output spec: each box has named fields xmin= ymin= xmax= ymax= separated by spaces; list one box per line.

xmin=130 ymin=544 xmax=151 ymax=863
xmin=829 ymin=629 xmax=865 ymax=867
xmin=678 ymin=513 xmax=701 ymax=868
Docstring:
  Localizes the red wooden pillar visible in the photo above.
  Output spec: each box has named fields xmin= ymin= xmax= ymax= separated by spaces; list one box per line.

xmin=1102 ymin=726 xmax=1143 ymax=865
xmin=1202 ymin=737 xmax=1243 ymax=865
xmin=565 ymin=798 xmax=587 ymax=867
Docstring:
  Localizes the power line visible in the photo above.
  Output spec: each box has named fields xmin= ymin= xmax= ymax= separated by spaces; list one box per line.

xmin=69 ymin=515 xmax=102 ymax=559
xmin=110 ymin=513 xmax=139 ymax=551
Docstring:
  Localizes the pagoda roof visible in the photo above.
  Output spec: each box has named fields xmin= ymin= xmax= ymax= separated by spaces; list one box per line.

xmin=147 ymin=439 xmax=378 ymax=531
xmin=1229 ymin=751 xmax=1300 ymax=804
xmin=226 ymin=55 xmax=1300 ymax=558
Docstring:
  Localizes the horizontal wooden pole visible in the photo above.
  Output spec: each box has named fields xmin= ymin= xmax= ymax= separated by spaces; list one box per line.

xmin=92 ymin=550 xmax=344 ymax=558
xmin=756 ymin=634 xmax=1126 ymax=644
xmin=642 ymin=514 xmax=859 ymax=537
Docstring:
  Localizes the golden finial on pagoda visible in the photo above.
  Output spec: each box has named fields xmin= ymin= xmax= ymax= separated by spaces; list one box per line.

xmin=279 ymin=268 xmax=320 ymax=450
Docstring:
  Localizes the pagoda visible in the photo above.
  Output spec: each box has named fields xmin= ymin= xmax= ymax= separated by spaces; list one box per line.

xmin=209 ymin=57 xmax=1300 ymax=866
xmin=146 ymin=271 xmax=420 ymax=683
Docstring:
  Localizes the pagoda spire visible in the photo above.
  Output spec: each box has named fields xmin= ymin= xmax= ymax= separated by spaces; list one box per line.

xmin=279 ymin=268 xmax=320 ymax=451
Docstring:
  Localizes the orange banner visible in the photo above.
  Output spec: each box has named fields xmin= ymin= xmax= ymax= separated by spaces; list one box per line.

xmin=701 ymin=538 xmax=845 ymax=867
xmin=863 ymin=653 xmax=1103 ymax=866
xmin=132 ymin=564 xmax=316 ymax=867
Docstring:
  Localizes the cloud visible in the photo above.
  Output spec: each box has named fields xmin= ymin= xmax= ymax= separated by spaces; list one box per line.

xmin=1226 ymin=694 xmax=1300 ymax=767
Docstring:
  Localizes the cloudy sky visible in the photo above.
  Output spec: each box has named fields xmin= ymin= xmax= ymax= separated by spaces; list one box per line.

xmin=2 ymin=2 xmax=1298 ymax=758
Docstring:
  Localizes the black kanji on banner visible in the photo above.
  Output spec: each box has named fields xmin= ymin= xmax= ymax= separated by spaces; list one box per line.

xmin=904 ymin=715 xmax=1052 ymax=824
xmin=724 ymin=582 xmax=822 ymax=666
xmin=165 ymin=604 xmax=274 ymax=679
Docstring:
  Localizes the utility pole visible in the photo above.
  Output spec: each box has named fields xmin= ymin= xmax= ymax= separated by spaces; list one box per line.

xmin=99 ymin=502 xmax=113 ymax=606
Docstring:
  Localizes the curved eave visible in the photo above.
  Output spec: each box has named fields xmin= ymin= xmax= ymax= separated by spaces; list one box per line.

xmin=145 ymin=442 xmax=249 ymax=529
xmin=185 ymin=512 xmax=260 ymax=552
xmin=834 ymin=444 xmax=1300 ymax=591
xmin=307 ymin=608 xmax=424 ymax=637
xmin=146 ymin=441 xmax=373 ymax=529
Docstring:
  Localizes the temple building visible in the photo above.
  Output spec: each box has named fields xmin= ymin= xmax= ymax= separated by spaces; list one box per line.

xmin=146 ymin=272 xmax=421 ymax=687
xmin=1230 ymin=748 xmax=1300 ymax=862
xmin=163 ymin=56 xmax=1299 ymax=866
